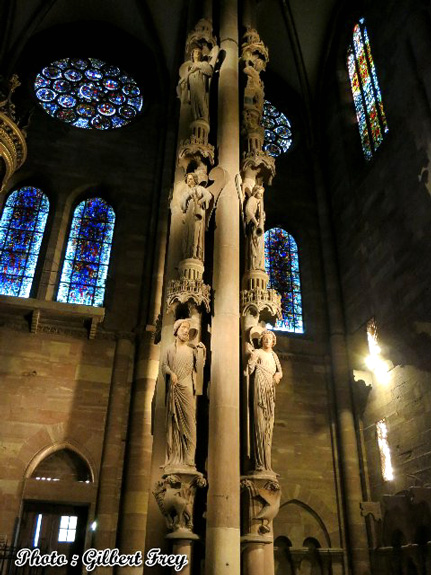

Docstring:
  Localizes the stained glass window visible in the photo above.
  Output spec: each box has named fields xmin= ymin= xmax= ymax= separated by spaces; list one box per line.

xmin=34 ymin=57 xmax=143 ymax=130
xmin=57 ymin=198 xmax=115 ymax=307
xmin=264 ymin=227 xmax=303 ymax=333
xmin=0 ymin=186 xmax=49 ymax=298
xmin=347 ymin=18 xmax=388 ymax=160
xmin=262 ymin=100 xmax=292 ymax=157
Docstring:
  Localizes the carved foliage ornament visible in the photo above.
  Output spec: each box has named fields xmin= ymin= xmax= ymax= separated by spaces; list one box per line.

xmin=0 ymin=76 xmax=27 ymax=192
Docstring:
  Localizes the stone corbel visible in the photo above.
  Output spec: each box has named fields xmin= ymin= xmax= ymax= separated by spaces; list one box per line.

xmin=153 ymin=471 xmax=207 ymax=536
xmin=241 ymin=476 xmax=281 ymax=538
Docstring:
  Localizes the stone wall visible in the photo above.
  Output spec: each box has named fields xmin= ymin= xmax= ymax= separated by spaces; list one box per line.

xmin=322 ymin=0 xmax=431 ymax=537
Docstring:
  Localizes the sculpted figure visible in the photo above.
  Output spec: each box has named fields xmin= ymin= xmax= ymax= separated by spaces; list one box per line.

xmin=245 ymin=184 xmax=265 ymax=270
xmin=183 ymin=48 xmax=214 ymax=122
xmin=181 ymin=173 xmax=213 ymax=261
xmin=248 ymin=330 xmax=283 ymax=472
xmin=243 ymin=59 xmax=265 ymax=118
xmin=162 ymin=319 xmax=206 ymax=468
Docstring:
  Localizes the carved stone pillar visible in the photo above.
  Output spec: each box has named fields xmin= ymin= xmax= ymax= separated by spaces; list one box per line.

xmin=146 ymin=17 xmax=220 ymax=575
xmin=205 ymin=1 xmax=241 ymax=574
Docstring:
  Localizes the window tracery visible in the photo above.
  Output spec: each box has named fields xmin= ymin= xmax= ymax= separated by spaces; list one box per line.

xmin=347 ymin=18 xmax=388 ymax=159
xmin=262 ymin=100 xmax=292 ymax=158
xmin=57 ymin=197 xmax=115 ymax=307
xmin=34 ymin=57 xmax=143 ymax=130
xmin=0 ymin=186 xmax=49 ymax=297
xmin=264 ymin=227 xmax=303 ymax=333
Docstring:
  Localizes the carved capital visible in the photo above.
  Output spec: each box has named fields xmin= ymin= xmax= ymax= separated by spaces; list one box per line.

xmin=153 ymin=472 xmax=207 ymax=535
xmin=241 ymin=475 xmax=281 ymax=537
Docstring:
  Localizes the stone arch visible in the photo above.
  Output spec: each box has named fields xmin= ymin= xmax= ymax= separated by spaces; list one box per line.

xmin=24 ymin=441 xmax=96 ymax=483
xmin=277 ymin=483 xmax=339 ymax=547
xmin=274 ymin=536 xmax=295 ymax=575
xmin=274 ymin=499 xmax=331 ymax=549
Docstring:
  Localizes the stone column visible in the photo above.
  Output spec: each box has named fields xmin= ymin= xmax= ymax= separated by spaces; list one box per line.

xmin=205 ymin=1 xmax=241 ymax=574
xmin=313 ymin=156 xmax=370 ymax=575
xmin=93 ymin=336 xmax=134 ymax=555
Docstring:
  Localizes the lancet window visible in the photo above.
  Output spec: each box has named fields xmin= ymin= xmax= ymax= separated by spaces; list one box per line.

xmin=57 ymin=198 xmax=115 ymax=306
xmin=264 ymin=227 xmax=303 ymax=333
xmin=0 ymin=186 xmax=49 ymax=298
xmin=347 ymin=18 xmax=388 ymax=160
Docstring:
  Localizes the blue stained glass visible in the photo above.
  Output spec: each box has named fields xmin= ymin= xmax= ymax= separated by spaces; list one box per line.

xmin=57 ymin=198 xmax=115 ymax=307
xmin=264 ymin=227 xmax=304 ymax=333
xmin=0 ymin=187 xmax=49 ymax=298
xmin=35 ymin=57 xmax=143 ymax=130
xmin=74 ymin=118 xmax=90 ymax=129
xmin=261 ymin=100 xmax=293 ymax=157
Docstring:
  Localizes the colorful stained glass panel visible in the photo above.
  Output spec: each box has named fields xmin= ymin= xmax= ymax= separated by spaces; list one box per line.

xmin=34 ymin=57 xmax=143 ymax=130
xmin=0 ymin=187 xmax=50 ymax=298
xmin=57 ymin=198 xmax=115 ymax=307
xmin=264 ymin=228 xmax=303 ymax=333
xmin=347 ymin=19 xmax=388 ymax=159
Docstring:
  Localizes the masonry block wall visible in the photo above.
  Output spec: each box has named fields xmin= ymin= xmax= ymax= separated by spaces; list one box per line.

xmin=322 ymin=0 xmax=431 ymax=537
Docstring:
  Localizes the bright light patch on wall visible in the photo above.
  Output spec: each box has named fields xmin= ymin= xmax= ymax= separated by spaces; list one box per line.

xmin=58 ymin=515 xmax=77 ymax=543
xmin=33 ymin=514 xmax=43 ymax=547
xmin=90 ymin=520 xmax=97 ymax=532
xmin=366 ymin=318 xmax=389 ymax=383
xmin=376 ymin=419 xmax=394 ymax=481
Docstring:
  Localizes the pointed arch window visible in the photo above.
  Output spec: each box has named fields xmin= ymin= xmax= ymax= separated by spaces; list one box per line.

xmin=0 ymin=186 xmax=49 ymax=298
xmin=264 ymin=227 xmax=303 ymax=333
xmin=57 ymin=198 xmax=115 ymax=307
xmin=347 ymin=18 xmax=388 ymax=160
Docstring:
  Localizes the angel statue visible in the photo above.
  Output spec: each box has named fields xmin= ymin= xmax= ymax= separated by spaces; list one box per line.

xmin=161 ymin=319 xmax=206 ymax=469
xmin=247 ymin=330 xmax=283 ymax=472
xmin=181 ymin=172 xmax=213 ymax=261
xmin=244 ymin=184 xmax=266 ymax=270
xmin=178 ymin=46 xmax=219 ymax=122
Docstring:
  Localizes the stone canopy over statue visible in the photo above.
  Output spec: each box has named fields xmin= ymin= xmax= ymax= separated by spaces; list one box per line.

xmin=247 ymin=330 xmax=283 ymax=473
xmin=161 ymin=319 xmax=206 ymax=470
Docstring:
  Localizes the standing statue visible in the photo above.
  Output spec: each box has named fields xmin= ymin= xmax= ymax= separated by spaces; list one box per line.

xmin=181 ymin=173 xmax=213 ymax=261
xmin=180 ymin=47 xmax=215 ymax=122
xmin=161 ymin=319 xmax=206 ymax=468
xmin=247 ymin=330 xmax=283 ymax=472
xmin=244 ymin=184 xmax=265 ymax=270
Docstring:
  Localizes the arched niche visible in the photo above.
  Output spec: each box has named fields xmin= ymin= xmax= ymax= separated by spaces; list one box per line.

xmin=274 ymin=536 xmax=294 ymax=575
xmin=31 ymin=448 xmax=92 ymax=483
xmin=22 ymin=445 xmax=96 ymax=504
xmin=274 ymin=499 xmax=331 ymax=549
